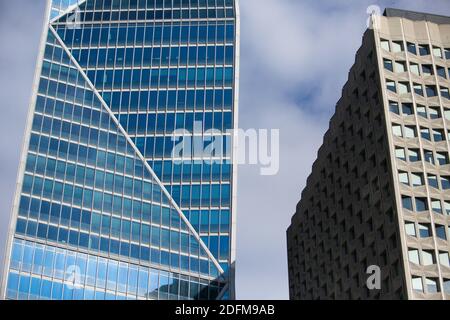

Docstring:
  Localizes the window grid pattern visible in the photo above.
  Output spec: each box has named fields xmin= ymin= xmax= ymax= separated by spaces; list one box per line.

xmin=4 ymin=0 xmax=237 ymax=301
xmin=380 ymin=21 xmax=450 ymax=299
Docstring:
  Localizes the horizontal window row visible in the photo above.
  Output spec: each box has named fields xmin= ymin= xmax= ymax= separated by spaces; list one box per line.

xmin=87 ymin=66 xmax=235 ymax=90
xmin=82 ymin=0 xmax=234 ymax=11
xmin=18 ymin=194 xmax=231 ymax=261
xmin=392 ymin=123 xmax=448 ymax=142
xmin=70 ymin=45 xmax=235 ymax=68
xmin=395 ymin=147 xmax=449 ymax=166
xmin=118 ymin=111 xmax=233 ymax=136
xmin=386 ymin=80 xmax=450 ymax=99
xmin=17 ymin=195 xmax=190 ymax=250
xmin=389 ymin=101 xmax=450 ymax=120
xmin=405 ymin=221 xmax=449 ymax=241
xmin=151 ymin=159 xmax=231 ymax=184
xmin=168 ymin=183 xmax=230 ymax=208
xmin=411 ymin=276 xmax=449 ymax=294
xmin=106 ymin=88 xmax=234 ymax=112
xmin=34 ymin=100 xmax=113 ymax=135
xmin=24 ymin=154 xmax=165 ymax=206
xmin=58 ymin=7 xmax=235 ymax=24
xmin=55 ymin=23 xmax=235 ymax=49
xmin=134 ymin=135 xmax=231 ymax=159
xmin=398 ymin=171 xmax=450 ymax=190
xmin=23 ymin=162 xmax=230 ymax=212
xmin=29 ymin=131 xmax=152 ymax=182
xmin=7 ymin=238 xmax=222 ymax=300
xmin=381 ymin=39 xmax=450 ymax=60
xmin=384 ymin=58 xmax=449 ymax=79
xmin=14 ymin=218 xmax=218 ymax=277
xmin=28 ymin=126 xmax=233 ymax=207
xmin=38 ymin=77 xmax=100 ymax=106
xmin=23 ymin=149 xmax=230 ymax=206
xmin=401 ymin=196 xmax=450 ymax=215
xmin=408 ymin=248 xmax=450 ymax=268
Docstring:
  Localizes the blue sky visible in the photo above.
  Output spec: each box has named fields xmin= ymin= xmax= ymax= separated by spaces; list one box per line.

xmin=0 ymin=0 xmax=450 ymax=300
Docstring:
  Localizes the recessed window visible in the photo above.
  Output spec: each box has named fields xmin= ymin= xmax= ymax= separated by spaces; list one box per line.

xmin=415 ymin=197 xmax=428 ymax=211
xmin=381 ymin=39 xmax=390 ymax=51
xmin=436 ymin=225 xmax=447 ymax=240
xmin=426 ymin=85 xmax=437 ymax=97
xmin=437 ymin=66 xmax=446 ymax=79
xmin=424 ymin=150 xmax=434 ymax=165
xmin=432 ymin=129 xmax=445 ymax=142
xmin=402 ymin=196 xmax=413 ymax=210
xmin=433 ymin=46 xmax=443 ymax=58
xmin=409 ymin=249 xmax=420 ymax=264
xmin=429 ymin=107 xmax=441 ymax=119
xmin=444 ymin=108 xmax=450 ymax=120
xmin=387 ymin=80 xmax=396 ymax=93
xmin=445 ymin=279 xmax=450 ymax=294
xmin=421 ymin=128 xmax=431 ymax=141
xmin=398 ymin=82 xmax=410 ymax=94
xmin=389 ymin=101 xmax=399 ymax=114
xmin=408 ymin=149 xmax=420 ymax=162
xmin=441 ymin=87 xmax=450 ymax=99
xmin=432 ymin=200 xmax=442 ymax=214
xmin=395 ymin=147 xmax=406 ymax=161
xmin=417 ymin=105 xmax=427 ymax=118
xmin=412 ymin=277 xmax=424 ymax=292
xmin=407 ymin=42 xmax=417 ymax=55
xmin=437 ymin=152 xmax=449 ymax=165
xmin=441 ymin=176 xmax=450 ymax=190
xmin=439 ymin=252 xmax=450 ymax=268
xmin=399 ymin=172 xmax=409 ymax=185
xmin=410 ymin=63 xmax=420 ymax=76
xmin=418 ymin=223 xmax=432 ymax=238
xmin=405 ymin=222 xmax=416 ymax=237
xmin=411 ymin=173 xmax=424 ymax=186
xmin=418 ymin=44 xmax=430 ymax=56
xmin=422 ymin=250 xmax=435 ymax=266
xmin=414 ymin=84 xmax=424 ymax=96
xmin=445 ymin=48 xmax=450 ymax=59
xmin=395 ymin=61 xmax=406 ymax=73
xmin=422 ymin=64 xmax=434 ymax=75
xmin=428 ymin=174 xmax=439 ymax=189
xmin=392 ymin=124 xmax=403 ymax=137
xmin=425 ymin=278 xmax=439 ymax=293
xmin=384 ymin=59 xmax=393 ymax=72
xmin=402 ymin=103 xmax=413 ymax=115
xmin=445 ymin=201 xmax=450 ymax=215
xmin=392 ymin=41 xmax=404 ymax=53
xmin=404 ymin=126 xmax=416 ymax=138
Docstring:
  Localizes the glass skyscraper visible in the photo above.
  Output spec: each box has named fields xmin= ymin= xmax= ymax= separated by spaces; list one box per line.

xmin=1 ymin=0 xmax=239 ymax=300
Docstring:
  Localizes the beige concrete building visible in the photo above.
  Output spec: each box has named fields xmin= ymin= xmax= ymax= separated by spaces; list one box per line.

xmin=287 ymin=9 xmax=450 ymax=300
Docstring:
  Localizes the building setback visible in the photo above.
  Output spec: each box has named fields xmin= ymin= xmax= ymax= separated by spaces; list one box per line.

xmin=1 ymin=0 xmax=239 ymax=300
xmin=287 ymin=9 xmax=450 ymax=300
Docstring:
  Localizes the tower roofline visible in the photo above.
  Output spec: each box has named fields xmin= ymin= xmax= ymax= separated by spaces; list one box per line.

xmin=383 ymin=7 xmax=450 ymax=24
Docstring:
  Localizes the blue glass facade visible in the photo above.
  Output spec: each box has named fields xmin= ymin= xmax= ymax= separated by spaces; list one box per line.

xmin=2 ymin=0 xmax=238 ymax=300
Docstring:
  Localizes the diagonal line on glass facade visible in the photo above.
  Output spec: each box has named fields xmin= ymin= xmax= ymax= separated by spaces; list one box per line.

xmin=48 ymin=24 xmax=225 ymax=277
xmin=2 ymin=0 xmax=238 ymax=300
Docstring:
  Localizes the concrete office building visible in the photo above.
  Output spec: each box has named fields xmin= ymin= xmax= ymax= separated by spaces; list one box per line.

xmin=287 ymin=9 xmax=450 ymax=300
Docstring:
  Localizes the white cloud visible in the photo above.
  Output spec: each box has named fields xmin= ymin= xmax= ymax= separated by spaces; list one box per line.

xmin=236 ymin=0 xmax=450 ymax=299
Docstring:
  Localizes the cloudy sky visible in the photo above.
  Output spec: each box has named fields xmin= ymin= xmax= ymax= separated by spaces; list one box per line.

xmin=0 ymin=0 xmax=450 ymax=300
